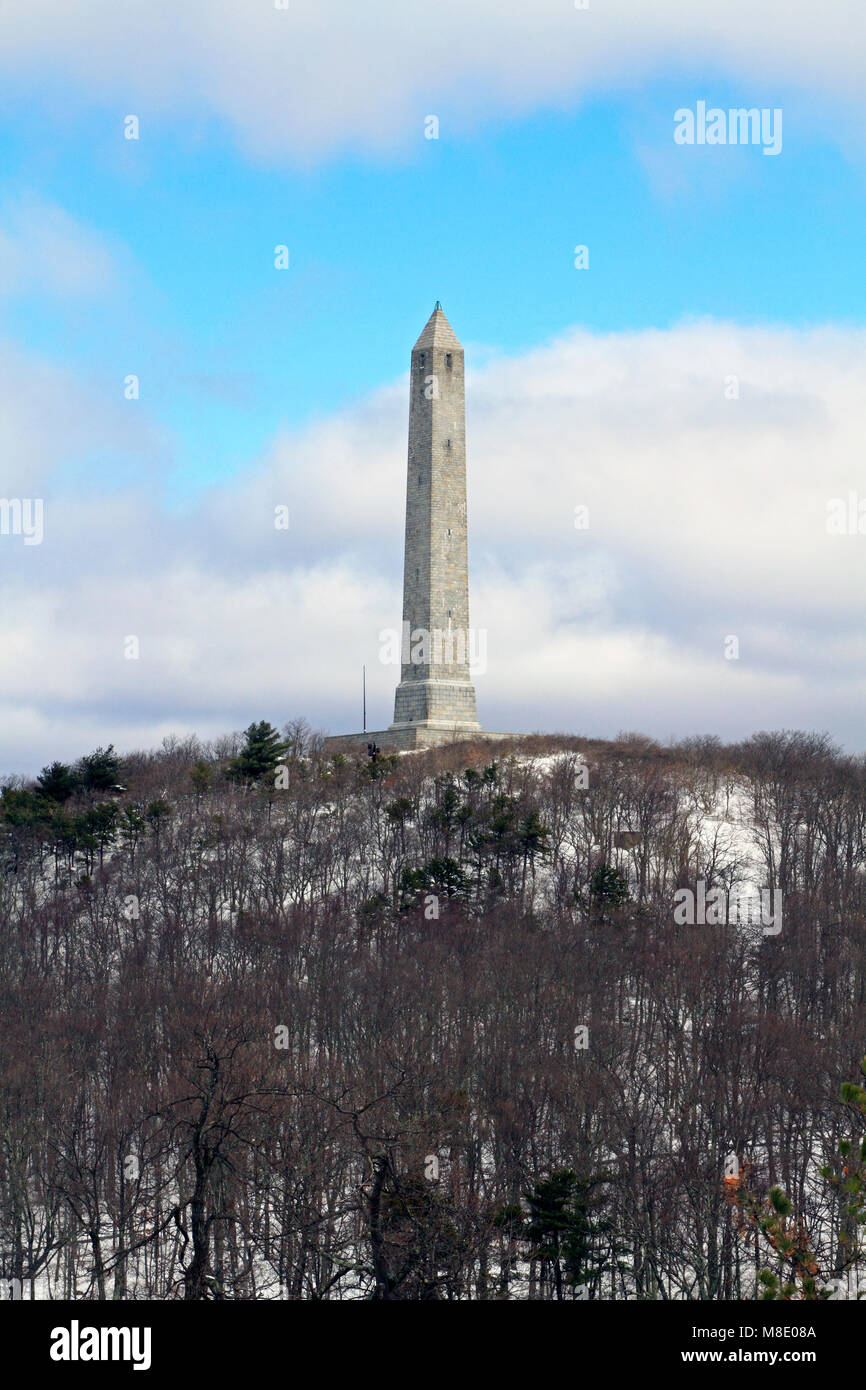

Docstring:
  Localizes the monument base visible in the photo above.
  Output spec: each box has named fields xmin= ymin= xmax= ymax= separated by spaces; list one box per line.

xmin=323 ymin=726 xmax=519 ymax=755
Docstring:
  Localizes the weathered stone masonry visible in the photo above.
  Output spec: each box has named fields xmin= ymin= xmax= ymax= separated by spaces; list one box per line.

xmin=324 ymin=305 xmax=517 ymax=755
xmin=390 ymin=303 xmax=481 ymax=733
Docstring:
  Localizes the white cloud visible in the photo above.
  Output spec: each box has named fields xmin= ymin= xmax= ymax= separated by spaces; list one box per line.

xmin=0 ymin=2 xmax=864 ymax=162
xmin=215 ymin=317 xmax=866 ymax=623
xmin=0 ymin=333 xmax=165 ymax=497
xmin=0 ymin=197 xmax=118 ymax=299
xmin=2 ymin=316 xmax=866 ymax=771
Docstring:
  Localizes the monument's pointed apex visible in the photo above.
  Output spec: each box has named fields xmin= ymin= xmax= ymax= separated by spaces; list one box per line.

xmin=413 ymin=302 xmax=462 ymax=352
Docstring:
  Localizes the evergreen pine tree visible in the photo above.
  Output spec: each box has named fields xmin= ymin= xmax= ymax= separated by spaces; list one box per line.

xmin=77 ymin=745 xmax=124 ymax=792
xmin=226 ymin=721 xmax=289 ymax=785
xmin=587 ymin=862 xmax=630 ymax=912
xmin=35 ymin=760 xmax=79 ymax=804
xmin=524 ymin=1169 xmax=612 ymax=1299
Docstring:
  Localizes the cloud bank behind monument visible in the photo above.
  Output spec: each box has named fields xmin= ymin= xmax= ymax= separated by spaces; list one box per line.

xmin=1 ymin=317 xmax=865 ymax=772
xmin=1 ymin=1 xmax=865 ymax=162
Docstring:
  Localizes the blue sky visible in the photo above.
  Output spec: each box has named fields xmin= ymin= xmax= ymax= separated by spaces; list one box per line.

xmin=3 ymin=77 xmax=864 ymax=497
xmin=1 ymin=1 xmax=865 ymax=768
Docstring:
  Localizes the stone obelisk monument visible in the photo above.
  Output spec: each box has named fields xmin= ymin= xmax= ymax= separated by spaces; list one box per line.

xmin=325 ymin=305 xmax=514 ymax=754
xmin=390 ymin=302 xmax=481 ymax=738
